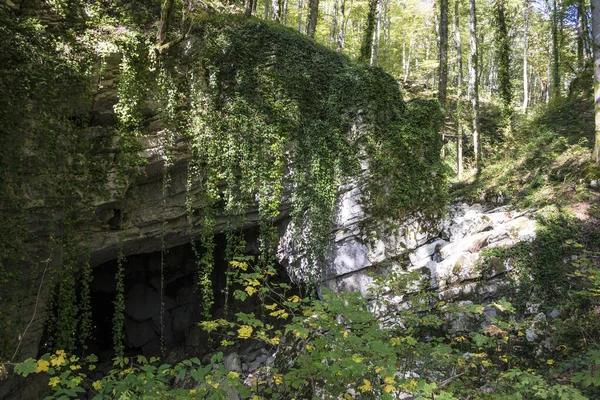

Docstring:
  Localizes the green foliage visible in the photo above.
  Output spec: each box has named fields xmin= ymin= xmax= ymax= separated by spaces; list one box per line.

xmin=13 ymin=258 xmax=595 ymax=399
xmin=112 ymin=246 xmax=126 ymax=359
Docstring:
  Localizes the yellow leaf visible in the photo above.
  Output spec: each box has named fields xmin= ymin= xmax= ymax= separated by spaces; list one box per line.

xmin=343 ymin=330 xmax=349 ymax=339
xmin=547 ymin=359 xmax=555 ymax=365
xmin=287 ymin=295 xmax=300 ymax=303
xmin=35 ymin=359 xmax=50 ymax=373
xmin=352 ymin=354 xmax=364 ymax=363
xmin=358 ymin=379 xmax=372 ymax=393
xmin=265 ymin=303 xmax=278 ymax=310
xmin=48 ymin=377 xmax=60 ymax=387
xmin=383 ymin=376 xmax=395 ymax=384
xmin=245 ymin=286 xmax=257 ymax=296
xmin=272 ymin=374 xmax=284 ymax=385
xmin=267 ymin=336 xmax=280 ymax=345
xmin=228 ymin=371 xmax=240 ymax=380
xmin=92 ymin=380 xmax=102 ymax=391
xmin=384 ymin=384 xmax=396 ymax=393
xmin=238 ymin=325 xmax=253 ymax=339
xmin=230 ymin=260 xmax=248 ymax=271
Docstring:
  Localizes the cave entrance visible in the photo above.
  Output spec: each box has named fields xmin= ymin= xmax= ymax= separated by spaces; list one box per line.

xmin=89 ymin=233 xmax=238 ymax=360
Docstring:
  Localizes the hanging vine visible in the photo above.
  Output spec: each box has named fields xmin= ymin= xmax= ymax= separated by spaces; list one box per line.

xmin=112 ymin=241 xmax=126 ymax=359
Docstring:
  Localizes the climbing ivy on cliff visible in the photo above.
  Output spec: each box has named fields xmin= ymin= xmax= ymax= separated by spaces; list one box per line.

xmin=161 ymin=15 xmax=448 ymax=284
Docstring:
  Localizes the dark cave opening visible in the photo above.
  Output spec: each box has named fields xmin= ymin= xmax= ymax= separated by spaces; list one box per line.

xmin=84 ymin=229 xmax=293 ymax=363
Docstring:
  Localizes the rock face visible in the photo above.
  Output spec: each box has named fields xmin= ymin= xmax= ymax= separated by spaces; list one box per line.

xmin=279 ymin=182 xmax=537 ymax=301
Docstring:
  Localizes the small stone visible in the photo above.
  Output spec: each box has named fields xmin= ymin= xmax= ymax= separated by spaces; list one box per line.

xmin=223 ymin=352 xmax=242 ymax=373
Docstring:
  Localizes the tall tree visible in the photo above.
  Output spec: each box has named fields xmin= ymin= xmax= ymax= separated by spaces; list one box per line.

xmin=592 ymin=0 xmax=600 ymax=163
xmin=307 ymin=0 xmax=319 ymax=38
xmin=156 ymin=0 xmax=175 ymax=47
xmin=438 ymin=0 xmax=449 ymax=105
xmin=523 ymin=0 xmax=529 ymax=111
xmin=469 ymin=0 xmax=481 ymax=173
xmin=337 ymin=0 xmax=346 ymax=50
xmin=455 ymin=0 xmax=463 ymax=179
xmin=577 ymin=0 xmax=585 ymax=67
xmin=550 ymin=0 xmax=560 ymax=98
xmin=360 ymin=0 xmax=378 ymax=62
xmin=495 ymin=0 xmax=511 ymax=112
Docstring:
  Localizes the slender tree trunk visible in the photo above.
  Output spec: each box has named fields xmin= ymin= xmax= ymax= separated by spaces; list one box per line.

xmin=337 ymin=0 xmax=346 ymax=50
xmin=298 ymin=0 xmax=304 ymax=32
xmin=578 ymin=0 xmax=585 ymax=67
xmin=372 ymin=0 xmax=382 ymax=66
xmin=523 ymin=1 xmax=529 ymax=111
xmin=245 ymin=0 xmax=254 ymax=16
xmin=265 ymin=0 xmax=271 ymax=20
xmin=551 ymin=0 xmax=561 ymax=98
xmin=592 ymin=0 xmax=600 ymax=163
xmin=546 ymin=37 xmax=552 ymax=102
xmin=456 ymin=0 xmax=463 ymax=179
xmin=469 ymin=0 xmax=481 ymax=173
xmin=156 ymin=0 xmax=175 ymax=46
xmin=404 ymin=40 xmax=412 ymax=82
xmin=307 ymin=0 xmax=319 ymax=38
xmin=360 ymin=0 xmax=378 ymax=62
xmin=272 ymin=0 xmax=280 ymax=21
xmin=495 ymin=0 xmax=511 ymax=110
xmin=439 ymin=0 xmax=449 ymax=105
xmin=331 ymin=0 xmax=338 ymax=45
xmin=283 ymin=0 xmax=288 ymax=23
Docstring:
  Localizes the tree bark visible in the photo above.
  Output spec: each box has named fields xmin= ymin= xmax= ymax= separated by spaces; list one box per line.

xmin=337 ymin=0 xmax=346 ymax=50
xmin=360 ymin=0 xmax=378 ymax=62
xmin=298 ymin=0 xmax=304 ymax=32
xmin=372 ymin=0 xmax=382 ymax=66
xmin=307 ymin=0 xmax=319 ymax=38
xmin=578 ymin=0 xmax=585 ymax=67
xmin=456 ymin=0 xmax=463 ymax=179
xmin=592 ymin=0 xmax=600 ymax=163
xmin=469 ymin=0 xmax=481 ymax=173
xmin=551 ymin=0 xmax=560 ymax=98
xmin=439 ymin=0 xmax=449 ymax=105
xmin=523 ymin=0 xmax=529 ymax=111
xmin=331 ymin=0 xmax=338 ymax=45
xmin=271 ymin=0 xmax=280 ymax=21
xmin=156 ymin=0 xmax=175 ymax=46
xmin=495 ymin=0 xmax=511 ymax=110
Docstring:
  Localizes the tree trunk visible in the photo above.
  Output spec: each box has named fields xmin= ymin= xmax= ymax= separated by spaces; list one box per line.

xmin=360 ymin=0 xmax=378 ymax=62
xmin=523 ymin=0 xmax=529 ymax=111
xmin=495 ymin=0 xmax=511 ymax=110
xmin=298 ymin=0 xmax=304 ymax=32
xmin=404 ymin=40 xmax=412 ymax=82
xmin=469 ymin=0 xmax=481 ymax=173
xmin=307 ymin=0 xmax=319 ymax=38
xmin=578 ymin=0 xmax=585 ymax=67
xmin=337 ymin=0 xmax=346 ymax=50
xmin=551 ymin=0 xmax=560 ymax=98
xmin=331 ymin=0 xmax=338 ymax=45
xmin=283 ymin=0 xmax=288 ymax=23
xmin=265 ymin=0 xmax=271 ymax=20
xmin=372 ymin=0 xmax=382 ymax=66
xmin=592 ymin=0 xmax=600 ymax=163
xmin=272 ymin=0 xmax=280 ymax=21
xmin=156 ymin=0 xmax=175 ymax=46
xmin=245 ymin=0 xmax=254 ymax=16
xmin=456 ymin=0 xmax=463 ymax=179
xmin=439 ymin=0 xmax=449 ymax=105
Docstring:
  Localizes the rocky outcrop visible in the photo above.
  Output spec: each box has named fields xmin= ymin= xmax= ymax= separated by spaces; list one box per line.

xmin=279 ymin=178 xmax=537 ymax=302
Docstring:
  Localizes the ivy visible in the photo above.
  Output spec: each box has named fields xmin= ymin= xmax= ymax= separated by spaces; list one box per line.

xmin=112 ymin=244 xmax=126 ymax=359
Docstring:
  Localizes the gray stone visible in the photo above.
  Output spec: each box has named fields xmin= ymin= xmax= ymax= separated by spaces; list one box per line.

xmin=223 ymin=352 xmax=242 ymax=373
